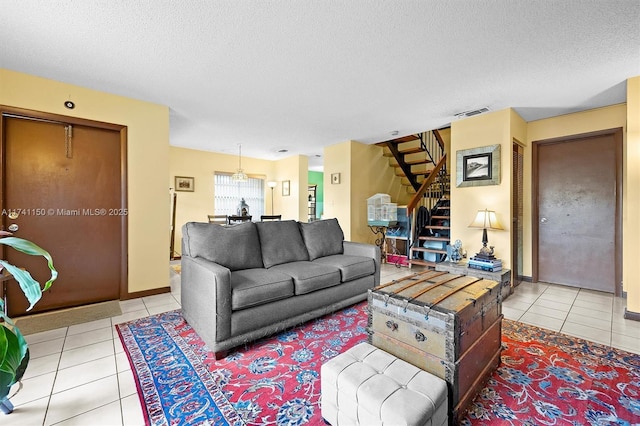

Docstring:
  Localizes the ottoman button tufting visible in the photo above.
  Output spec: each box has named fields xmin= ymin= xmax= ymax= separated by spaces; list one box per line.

xmin=321 ymin=342 xmax=448 ymax=426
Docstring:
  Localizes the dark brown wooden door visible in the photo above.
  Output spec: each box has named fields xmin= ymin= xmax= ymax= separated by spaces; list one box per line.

xmin=2 ymin=115 xmax=124 ymax=316
xmin=535 ymin=129 xmax=621 ymax=293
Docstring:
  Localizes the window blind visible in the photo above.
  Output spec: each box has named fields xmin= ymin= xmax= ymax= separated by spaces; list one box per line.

xmin=214 ymin=173 xmax=265 ymax=218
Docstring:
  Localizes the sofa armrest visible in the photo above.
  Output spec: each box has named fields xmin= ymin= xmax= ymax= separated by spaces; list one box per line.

xmin=181 ymin=256 xmax=233 ymax=342
xmin=343 ymin=241 xmax=381 ymax=287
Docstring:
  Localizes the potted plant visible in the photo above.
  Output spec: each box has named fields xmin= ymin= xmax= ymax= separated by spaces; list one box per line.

xmin=0 ymin=231 xmax=57 ymax=414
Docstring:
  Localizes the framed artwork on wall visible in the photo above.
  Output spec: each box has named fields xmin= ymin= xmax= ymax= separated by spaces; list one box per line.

xmin=282 ymin=180 xmax=290 ymax=196
xmin=175 ymin=176 xmax=195 ymax=192
xmin=456 ymin=145 xmax=500 ymax=187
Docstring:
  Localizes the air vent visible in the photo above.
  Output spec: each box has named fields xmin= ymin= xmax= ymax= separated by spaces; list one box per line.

xmin=454 ymin=107 xmax=490 ymax=119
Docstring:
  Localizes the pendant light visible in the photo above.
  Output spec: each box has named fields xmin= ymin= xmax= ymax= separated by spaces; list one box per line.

xmin=231 ymin=144 xmax=248 ymax=182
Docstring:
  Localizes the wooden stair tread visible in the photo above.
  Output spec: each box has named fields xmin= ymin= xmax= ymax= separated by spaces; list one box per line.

xmin=406 ymin=159 xmax=433 ymax=166
xmin=411 ymin=247 xmax=447 ymax=254
xmin=431 ymin=215 xmax=450 ymax=219
xmin=425 ymin=225 xmax=450 ymax=230
xmin=398 ymin=147 xmax=424 ymax=155
xmin=418 ymin=236 xmax=450 ymax=241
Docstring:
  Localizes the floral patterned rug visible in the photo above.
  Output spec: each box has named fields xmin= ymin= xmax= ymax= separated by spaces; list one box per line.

xmin=116 ymin=302 xmax=640 ymax=426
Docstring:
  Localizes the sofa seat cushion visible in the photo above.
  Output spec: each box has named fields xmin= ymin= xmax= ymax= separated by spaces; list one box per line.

xmin=182 ymin=222 xmax=263 ymax=271
xmin=299 ymin=218 xmax=344 ymax=260
xmin=312 ymin=255 xmax=376 ymax=282
xmin=270 ymin=261 xmax=341 ymax=295
xmin=256 ymin=220 xmax=310 ymax=268
xmin=230 ymin=269 xmax=294 ymax=310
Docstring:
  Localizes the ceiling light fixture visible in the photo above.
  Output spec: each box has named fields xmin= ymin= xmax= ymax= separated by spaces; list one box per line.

xmin=231 ymin=144 xmax=248 ymax=182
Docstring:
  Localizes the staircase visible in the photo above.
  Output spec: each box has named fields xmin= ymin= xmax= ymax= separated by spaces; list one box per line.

xmin=380 ymin=129 xmax=450 ymax=269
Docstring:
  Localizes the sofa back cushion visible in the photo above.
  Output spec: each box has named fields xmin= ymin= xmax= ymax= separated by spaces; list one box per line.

xmin=255 ymin=220 xmax=309 ymax=268
xmin=182 ymin=222 xmax=263 ymax=271
xmin=299 ymin=218 xmax=344 ymax=260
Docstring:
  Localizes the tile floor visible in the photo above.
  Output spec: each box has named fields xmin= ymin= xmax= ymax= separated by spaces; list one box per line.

xmin=4 ymin=263 xmax=640 ymax=425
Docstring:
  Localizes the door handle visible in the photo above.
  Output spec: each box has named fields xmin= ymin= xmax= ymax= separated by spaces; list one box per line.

xmin=540 ymin=217 xmax=548 ymax=223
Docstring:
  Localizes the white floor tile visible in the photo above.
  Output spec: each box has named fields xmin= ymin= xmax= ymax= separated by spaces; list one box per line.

xmin=119 ymin=299 xmax=146 ymax=314
xmin=44 ymin=375 xmax=120 ymax=426
xmin=611 ymin=317 xmax=640 ymax=337
xmin=63 ymin=326 xmax=114 ymax=351
xmin=52 ymin=400 xmax=123 ymax=426
xmin=118 ymin=370 xmax=137 ymax=398
xmin=518 ymin=312 xmax=564 ymax=332
xmin=23 ymin=327 xmax=67 ymax=345
xmin=538 ymin=291 xmax=576 ymax=305
xmin=21 ymin=352 xmax=61 ymax=381
xmin=10 ymin=371 xmax=56 ymax=407
xmin=142 ymin=293 xmax=177 ymax=308
xmin=532 ymin=298 xmax=572 ymax=312
xmin=525 ymin=304 xmax=569 ymax=321
xmin=146 ymin=301 xmax=180 ymax=315
xmin=611 ymin=332 xmax=640 ymax=354
xmin=561 ymin=322 xmax=611 ymax=346
xmin=58 ymin=340 xmax=115 ymax=370
xmin=573 ymin=299 xmax=613 ymax=315
xmin=502 ymin=298 xmax=537 ymax=312
xmin=53 ymin=356 xmax=117 ymax=394
xmin=121 ymin=393 xmax=146 ymax=426
xmin=566 ymin=311 xmax=611 ymax=330
xmin=28 ymin=337 xmax=65 ymax=359
xmin=570 ymin=302 xmax=612 ymax=317
xmin=116 ymin=351 xmax=131 ymax=373
xmin=67 ymin=318 xmax=113 ymax=336
xmin=502 ymin=306 xmax=525 ymax=321
xmin=1 ymin=396 xmax=49 ymax=426
xmin=111 ymin=309 xmax=149 ymax=326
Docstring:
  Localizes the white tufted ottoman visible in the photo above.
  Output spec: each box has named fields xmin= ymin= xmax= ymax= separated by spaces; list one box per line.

xmin=321 ymin=342 xmax=448 ymax=426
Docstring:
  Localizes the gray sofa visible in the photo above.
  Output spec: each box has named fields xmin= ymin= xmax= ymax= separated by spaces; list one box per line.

xmin=181 ymin=218 xmax=380 ymax=359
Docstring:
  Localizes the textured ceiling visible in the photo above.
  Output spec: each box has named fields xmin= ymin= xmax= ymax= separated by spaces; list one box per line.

xmin=1 ymin=1 xmax=639 ymax=171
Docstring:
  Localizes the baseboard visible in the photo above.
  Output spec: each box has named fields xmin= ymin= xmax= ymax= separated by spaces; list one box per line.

xmin=624 ymin=308 xmax=640 ymax=322
xmin=517 ymin=275 xmax=533 ymax=283
xmin=121 ymin=286 xmax=171 ymax=301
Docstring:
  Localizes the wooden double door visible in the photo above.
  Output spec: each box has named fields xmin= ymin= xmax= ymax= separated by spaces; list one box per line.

xmin=1 ymin=108 xmax=127 ymax=316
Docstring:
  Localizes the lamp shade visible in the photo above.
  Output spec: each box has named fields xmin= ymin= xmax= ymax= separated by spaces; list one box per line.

xmin=469 ymin=209 xmax=504 ymax=230
xmin=267 ymin=181 xmax=278 ymax=188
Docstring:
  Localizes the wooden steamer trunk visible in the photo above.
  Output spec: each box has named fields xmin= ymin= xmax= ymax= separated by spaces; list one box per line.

xmin=367 ymin=270 xmax=504 ymax=423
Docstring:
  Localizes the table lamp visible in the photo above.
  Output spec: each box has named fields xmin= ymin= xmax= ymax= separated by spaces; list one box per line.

xmin=468 ymin=209 xmax=504 ymax=260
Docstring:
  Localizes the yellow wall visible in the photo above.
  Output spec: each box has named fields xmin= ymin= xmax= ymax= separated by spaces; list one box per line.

xmin=169 ymin=147 xmax=310 ymax=252
xmin=274 ymin=155 xmax=309 ymax=222
xmin=450 ymin=109 xmax=514 ymax=268
xmin=0 ymin=68 xmax=169 ymax=294
xmin=324 ymin=140 xmax=406 ymax=243
xmin=625 ymin=76 xmax=640 ymax=313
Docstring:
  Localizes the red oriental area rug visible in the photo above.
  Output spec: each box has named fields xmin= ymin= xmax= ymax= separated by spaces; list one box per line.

xmin=116 ymin=302 xmax=640 ymax=426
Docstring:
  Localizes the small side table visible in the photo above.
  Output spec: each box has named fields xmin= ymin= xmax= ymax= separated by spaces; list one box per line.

xmin=368 ymin=226 xmax=388 ymax=263
xmin=435 ymin=261 xmax=512 ymax=300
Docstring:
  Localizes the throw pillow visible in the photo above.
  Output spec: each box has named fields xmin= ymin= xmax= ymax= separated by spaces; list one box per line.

xmin=182 ymin=222 xmax=263 ymax=271
xmin=255 ymin=220 xmax=309 ymax=268
xmin=299 ymin=218 xmax=344 ymax=260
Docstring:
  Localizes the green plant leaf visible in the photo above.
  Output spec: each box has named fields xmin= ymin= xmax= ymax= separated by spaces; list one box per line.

xmin=0 ymin=237 xmax=57 ymax=292
xmin=0 ymin=325 xmax=25 ymax=400
xmin=0 ymin=261 xmax=44 ymax=311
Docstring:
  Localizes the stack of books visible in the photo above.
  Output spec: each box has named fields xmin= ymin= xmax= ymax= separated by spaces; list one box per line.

xmin=468 ymin=257 xmax=502 ymax=272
